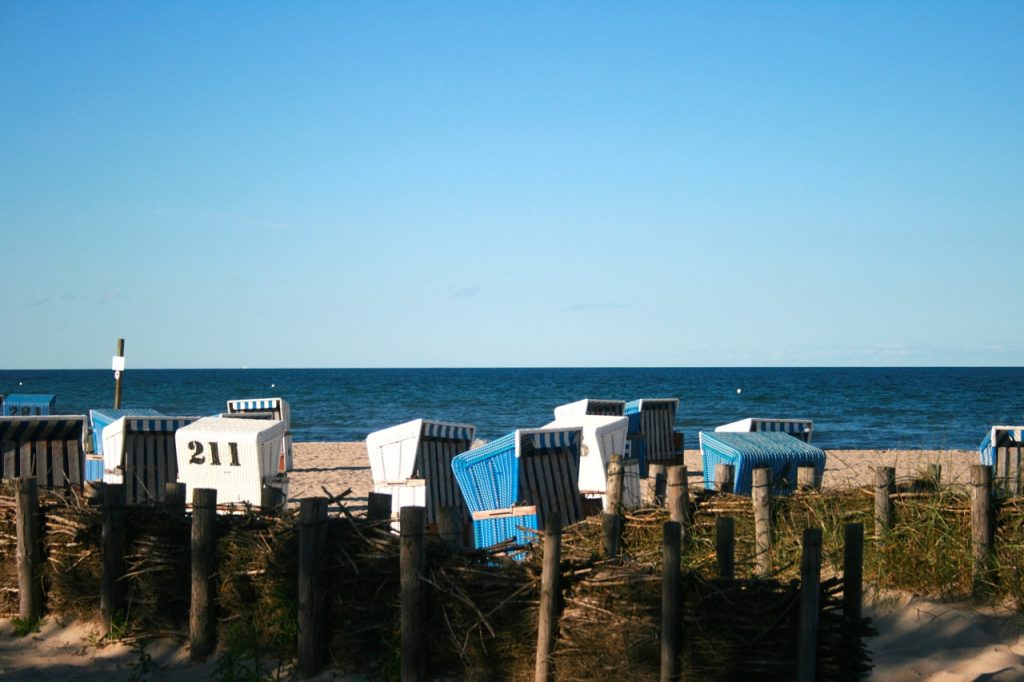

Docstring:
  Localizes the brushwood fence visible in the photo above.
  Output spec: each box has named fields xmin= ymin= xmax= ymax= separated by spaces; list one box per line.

xmin=11 ymin=463 xmax=1017 ymax=680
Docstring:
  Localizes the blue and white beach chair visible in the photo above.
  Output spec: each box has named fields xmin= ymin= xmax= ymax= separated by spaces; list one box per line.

xmin=700 ymin=431 xmax=826 ymax=496
xmin=2 ymin=394 xmax=56 ymax=416
xmin=625 ymin=398 xmax=680 ymax=475
xmin=553 ymin=398 xmax=627 ymax=419
xmin=366 ymin=419 xmax=476 ymax=526
xmin=544 ymin=414 xmax=638 ymax=511
xmin=226 ymin=397 xmax=293 ymax=472
xmin=0 ymin=415 xmax=86 ymax=488
xmin=980 ymin=426 xmax=1024 ymax=496
xmin=103 ymin=416 xmax=200 ymax=504
xmin=715 ymin=417 xmax=814 ymax=443
xmin=88 ymin=408 xmax=164 ymax=481
xmin=452 ymin=427 xmax=584 ymax=553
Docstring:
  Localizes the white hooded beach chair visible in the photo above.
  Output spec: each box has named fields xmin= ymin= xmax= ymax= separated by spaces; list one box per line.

xmin=226 ymin=397 xmax=293 ymax=473
xmin=102 ymin=416 xmax=199 ymax=504
xmin=544 ymin=414 xmax=638 ymax=511
xmin=0 ymin=415 xmax=86 ymax=488
xmin=715 ymin=417 xmax=814 ymax=443
xmin=366 ymin=419 xmax=476 ymax=525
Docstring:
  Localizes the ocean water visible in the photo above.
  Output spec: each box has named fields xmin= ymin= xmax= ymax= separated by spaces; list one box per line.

xmin=0 ymin=367 xmax=1021 ymax=450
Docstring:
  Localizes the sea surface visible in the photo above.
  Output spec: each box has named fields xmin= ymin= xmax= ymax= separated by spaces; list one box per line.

xmin=1 ymin=368 xmax=1021 ymax=450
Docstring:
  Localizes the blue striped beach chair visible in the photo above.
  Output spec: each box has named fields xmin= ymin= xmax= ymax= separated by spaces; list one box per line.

xmin=366 ymin=419 xmax=476 ymax=526
xmin=0 ymin=415 xmax=86 ymax=488
xmin=103 ymin=416 xmax=199 ymax=504
xmin=715 ymin=417 xmax=814 ymax=443
xmin=452 ymin=427 xmax=584 ymax=554
xmin=980 ymin=426 xmax=1024 ymax=497
xmin=625 ymin=398 xmax=680 ymax=475
xmin=88 ymin=408 xmax=164 ymax=481
xmin=553 ymin=398 xmax=627 ymax=419
xmin=2 ymin=394 xmax=56 ymax=416
xmin=226 ymin=397 xmax=293 ymax=472
xmin=700 ymin=431 xmax=826 ymax=496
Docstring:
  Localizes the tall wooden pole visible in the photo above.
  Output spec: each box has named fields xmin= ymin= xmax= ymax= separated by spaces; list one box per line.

xmin=667 ymin=466 xmax=689 ymax=543
xmin=535 ymin=512 xmax=562 ymax=682
xmin=752 ymin=467 xmax=772 ymax=576
xmin=101 ymin=483 xmax=126 ymax=635
xmin=971 ymin=464 xmax=994 ymax=596
xmin=190 ymin=488 xmax=217 ymax=661
xmin=716 ymin=516 xmax=735 ymax=580
xmin=16 ymin=478 xmax=43 ymax=622
xmin=797 ymin=527 xmax=823 ymax=682
xmin=400 ymin=506 xmax=426 ymax=682
xmin=660 ymin=520 xmax=682 ymax=682
xmin=299 ymin=497 xmax=329 ymax=678
xmin=874 ymin=466 xmax=895 ymax=539
xmin=113 ymin=338 xmax=125 ymax=409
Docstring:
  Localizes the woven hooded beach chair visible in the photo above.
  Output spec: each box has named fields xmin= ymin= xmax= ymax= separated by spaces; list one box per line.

xmin=226 ymin=397 xmax=293 ymax=472
xmin=980 ymin=426 xmax=1024 ymax=496
xmin=700 ymin=431 xmax=826 ymax=496
xmin=452 ymin=427 xmax=584 ymax=552
xmin=2 ymin=394 xmax=56 ymax=416
xmin=544 ymin=414 xmax=638 ymax=511
xmin=715 ymin=417 xmax=814 ymax=443
xmin=0 ymin=415 xmax=86 ymax=488
xmin=88 ymin=408 xmax=164 ymax=480
xmin=103 ymin=416 xmax=199 ymax=504
xmin=625 ymin=398 xmax=680 ymax=474
xmin=366 ymin=419 xmax=476 ymax=525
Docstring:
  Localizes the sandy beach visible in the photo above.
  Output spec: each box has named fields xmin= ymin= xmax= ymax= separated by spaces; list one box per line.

xmin=2 ymin=442 xmax=1021 ymax=680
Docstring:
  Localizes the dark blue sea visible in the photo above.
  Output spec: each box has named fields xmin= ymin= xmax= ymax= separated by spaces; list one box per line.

xmin=1 ymin=368 xmax=1021 ymax=450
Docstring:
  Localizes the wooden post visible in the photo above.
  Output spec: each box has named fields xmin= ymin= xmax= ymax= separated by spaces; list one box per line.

xmin=645 ymin=463 xmax=667 ymax=507
xmin=436 ymin=505 xmax=462 ymax=550
xmin=797 ymin=465 xmax=817 ymax=491
xmin=367 ymin=492 xmax=393 ymax=522
xmin=101 ymin=483 xmax=126 ymax=635
xmin=299 ymin=497 xmax=329 ymax=678
xmin=535 ymin=511 xmax=562 ymax=682
xmin=164 ymin=482 xmax=186 ymax=515
xmin=715 ymin=463 xmax=734 ymax=494
xmin=261 ymin=484 xmax=285 ymax=515
xmin=400 ymin=506 xmax=426 ymax=682
xmin=113 ymin=338 xmax=125 ymax=409
xmin=667 ymin=466 xmax=689 ymax=541
xmin=16 ymin=478 xmax=42 ymax=622
xmin=874 ymin=466 xmax=895 ymax=539
xmin=606 ymin=455 xmax=623 ymax=514
xmin=971 ymin=465 xmax=994 ymax=596
xmin=190 ymin=488 xmax=217 ymax=661
xmin=602 ymin=511 xmax=621 ymax=559
xmin=797 ymin=527 xmax=823 ymax=682
xmin=928 ymin=464 xmax=942 ymax=486
xmin=660 ymin=520 xmax=682 ymax=682
xmin=716 ymin=516 xmax=735 ymax=580
xmin=843 ymin=523 xmax=864 ymax=624
xmin=752 ymin=467 xmax=772 ymax=576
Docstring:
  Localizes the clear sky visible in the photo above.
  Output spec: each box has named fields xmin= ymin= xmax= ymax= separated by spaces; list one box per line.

xmin=1 ymin=2 xmax=1021 ymax=369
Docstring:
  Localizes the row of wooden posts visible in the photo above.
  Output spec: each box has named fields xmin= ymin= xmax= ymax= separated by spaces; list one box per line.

xmin=12 ymin=460 xmax=1000 ymax=682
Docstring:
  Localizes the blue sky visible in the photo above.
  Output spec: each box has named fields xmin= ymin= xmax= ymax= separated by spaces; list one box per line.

xmin=1 ymin=2 xmax=1021 ymax=368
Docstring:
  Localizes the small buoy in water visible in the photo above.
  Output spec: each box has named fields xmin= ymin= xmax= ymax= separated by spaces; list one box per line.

xmin=736 ymin=388 xmax=742 ymax=394
xmin=19 ymin=382 xmax=23 ymax=386
xmin=271 ymin=383 xmax=275 ymax=388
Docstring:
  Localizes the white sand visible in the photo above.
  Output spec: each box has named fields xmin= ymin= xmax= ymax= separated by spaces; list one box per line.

xmin=2 ymin=442 xmax=1019 ymax=680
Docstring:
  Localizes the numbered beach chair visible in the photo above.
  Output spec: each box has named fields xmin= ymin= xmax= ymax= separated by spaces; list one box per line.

xmin=553 ymin=398 xmax=626 ymax=419
xmin=0 ymin=415 xmax=86 ymax=488
xmin=452 ymin=427 xmax=584 ymax=553
xmin=102 ymin=416 xmax=199 ymax=504
xmin=544 ymin=414 xmax=638 ymax=511
xmin=625 ymin=398 xmax=680 ymax=475
xmin=700 ymin=431 xmax=826 ymax=496
xmin=175 ymin=417 xmax=289 ymax=506
xmin=980 ymin=426 xmax=1024 ymax=496
xmin=366 ymin=419 xmax=476 ymax=526
xmin=226 ymin=397 xmax=293 ymax=472
xmin=2 ymin=394 xmax=56 ymax=416
xmin=88 ymin=408 xmax=164 ymax=481
xmin=715 ymin=417 xmax=814 ymax=443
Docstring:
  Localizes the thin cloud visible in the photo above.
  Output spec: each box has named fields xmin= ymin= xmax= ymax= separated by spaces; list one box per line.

xmin=565 ymin=302 xmax=630 ymax=312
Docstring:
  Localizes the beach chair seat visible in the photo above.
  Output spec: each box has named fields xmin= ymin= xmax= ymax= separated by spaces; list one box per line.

xmin=2 ymin=394 xmax=56 ymax=416
xmin=980 ymin=426 xmax=1024 ymax=496
xmin=715 ymin=417 xmax=814 ymax=443
xmin=544 ymin=414 xmax=639 ymax=511
xmin=0 ymin=415 xmax=86 ymax=488
xmin=226 ymin=397 xmax=293 ymax=473
xmin=366 ymin=419 xmax=476 ymax=525
xmin=103 ymin=416 xmax=199 ymax=504
xmin=625 ymin=398 xmax=680 ymax=474
xmin=700 ymin=431 xmax=826 ymax=496
xmin=88 ymin=408 xmax=164 ymax=481
xmin=553 ymin=398 xmax=627 ymax=419
xmin=452 ymin=427 xmax=584 ymax=553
